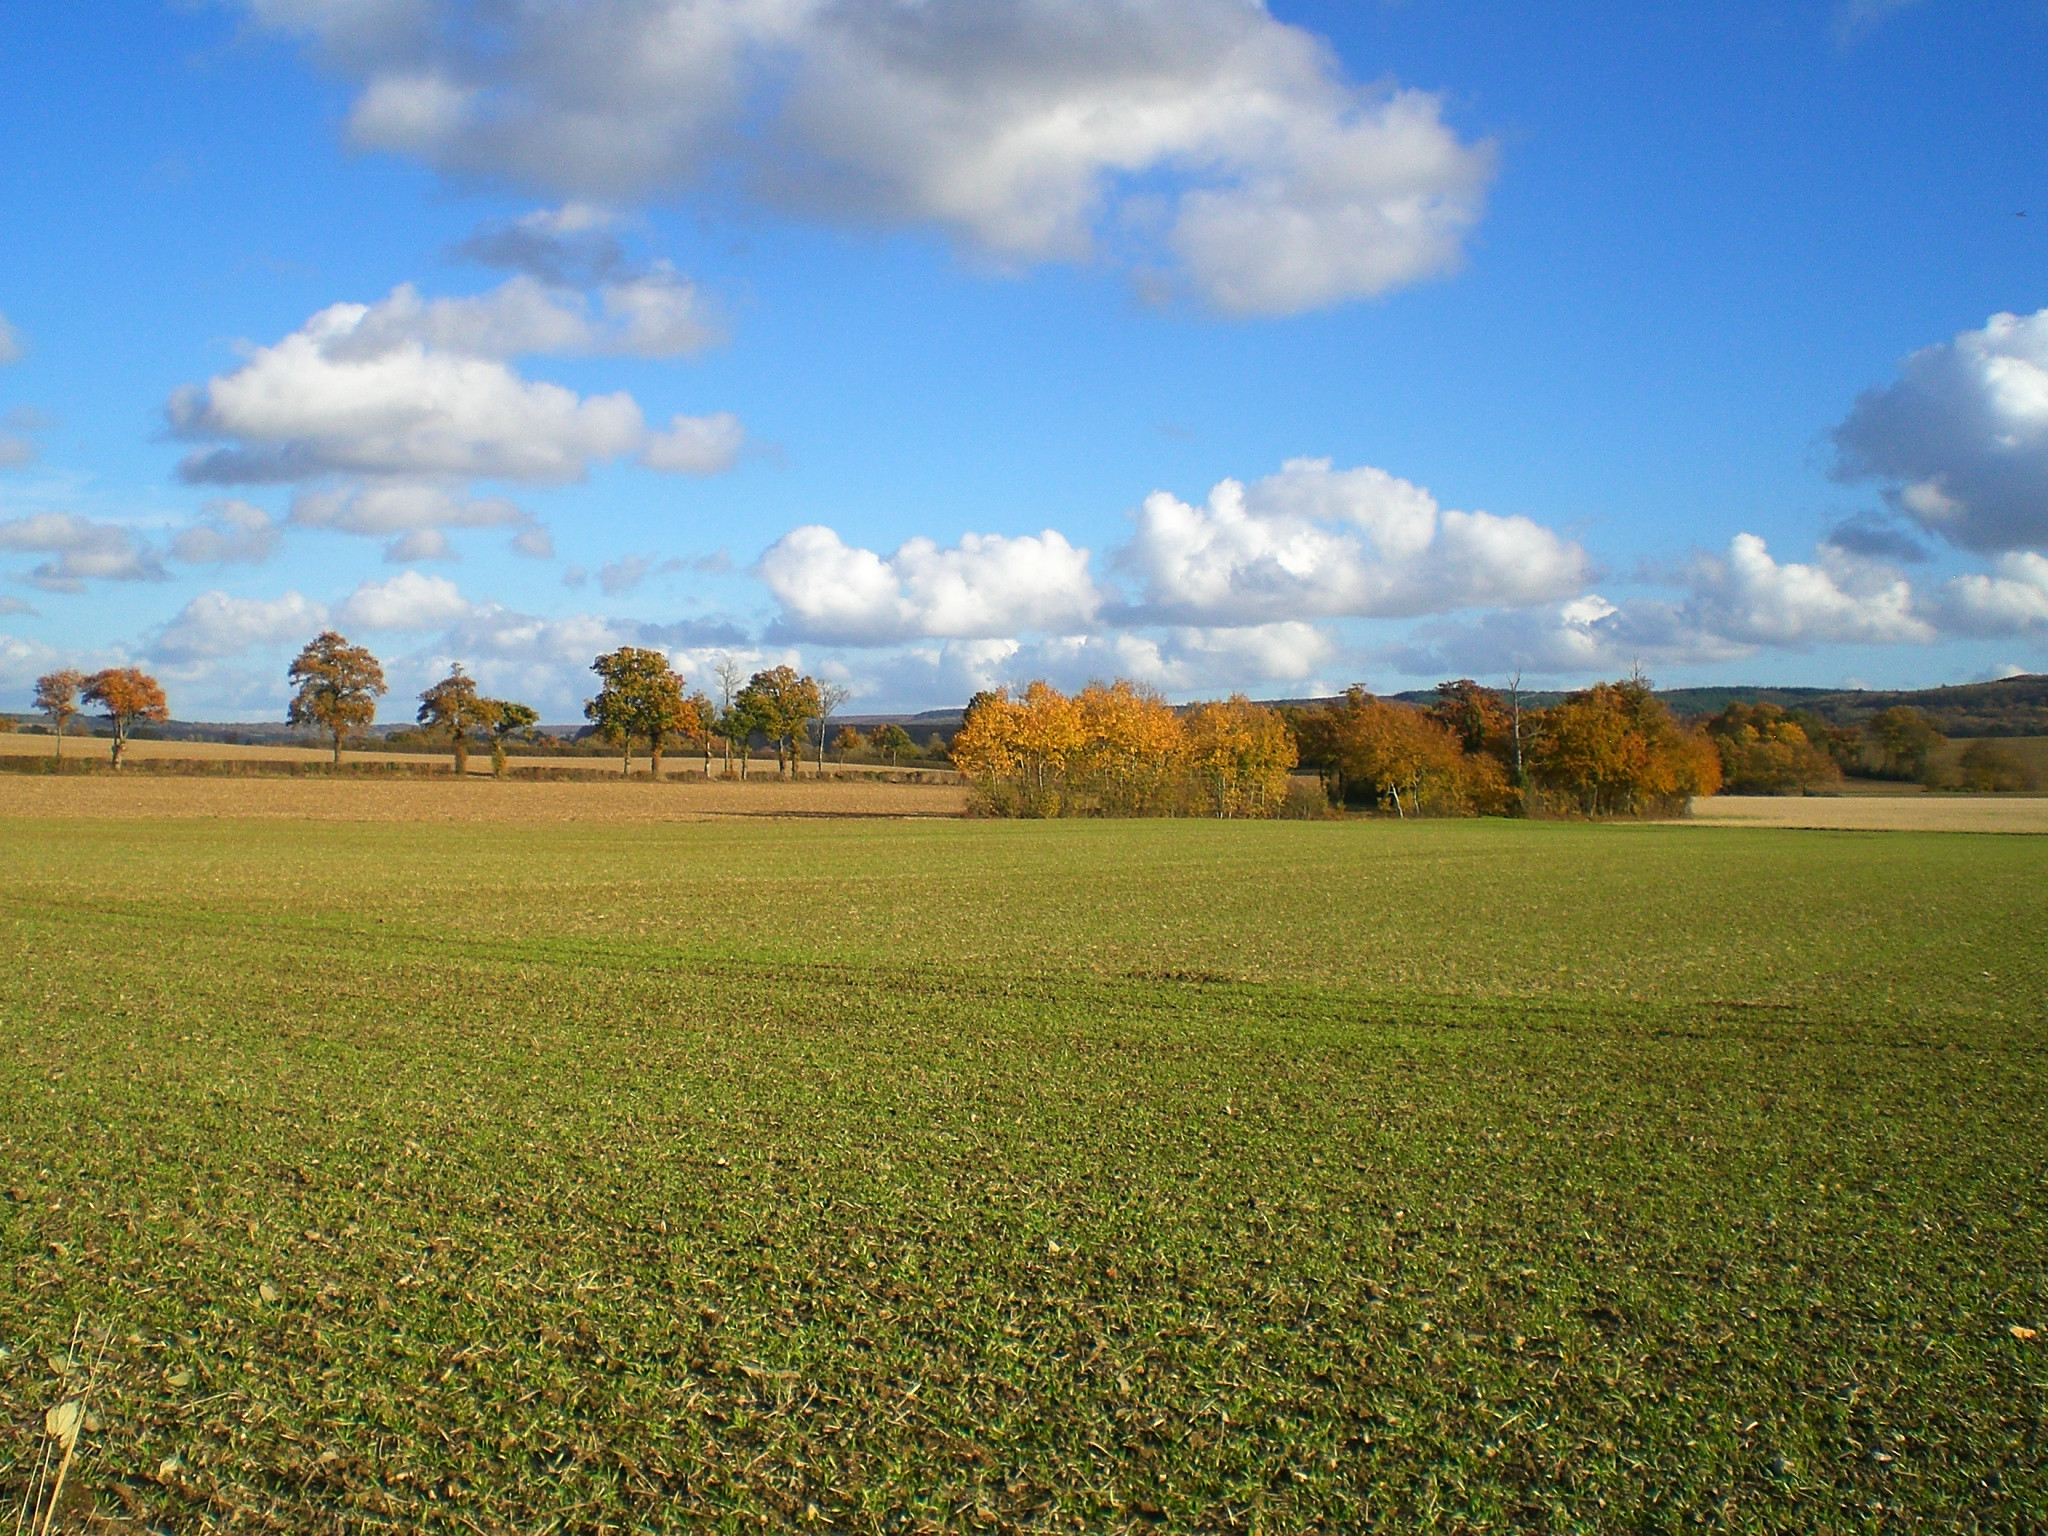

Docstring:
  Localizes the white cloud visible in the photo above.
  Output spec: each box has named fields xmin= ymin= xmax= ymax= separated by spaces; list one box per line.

xmin=1833 ymin=0 xmax=1925 ymax=45
xmin=1678 ymin=533 xmax=1932 ymax=648
xmin=167 ymin=287 xmax=740 ymax=491
xmin=169 ymin=298 xmax=651 ymax=485
xmin=0 ymin=311 xmax=20 ymax=366
xmin=1833 ymin=309 xmax=2048 ymax=553
xmin=249 ymin=0 xmax=1491 ymax=316
xmin=327 ymin=272 xmax=719 ymax=361
xmin=760 ymin=525 xmax=1103 ymax=645
xmin=1932 ymin=552 xmax=2048 ymax=636
xmin=0 ymin=512 xmax=167 ymax=591
xmin=337 ymin=570 xmax=472 ymax=631
xmin=155 ymin=590 xmax=328 ymax=661
xmin=0 ymin=596 xmax=37 ymax=618
xmin=1120 ymin=458 xmax=1589 ymax=624
xmin=511 ymin=525 xmax=556 ymax=559
xmin=641 ymin=411 xmax=746 ymax=475
xmin=599 ymin=555 xmax=653 ymax=596
xmin=1401 ymin=534 xmax=1939 ymax=678
xmin=0 ymin=435 xmax=33 ymax=468
xmin=290 ymin=481 xmax=527 ymax=541
xmin=170 ymin=500 xmax=284 ymax=565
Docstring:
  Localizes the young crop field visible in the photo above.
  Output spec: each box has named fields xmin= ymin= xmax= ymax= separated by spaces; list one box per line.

xmin=1 ymin=807 xmax=2043 ymax=1531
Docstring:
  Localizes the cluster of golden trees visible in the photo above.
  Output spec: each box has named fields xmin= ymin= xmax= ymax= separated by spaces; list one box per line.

xmin=949 ymin=681 xmax=1297 ymax=817
xmin=1290 ymin=675 xmax=1722 ymax=818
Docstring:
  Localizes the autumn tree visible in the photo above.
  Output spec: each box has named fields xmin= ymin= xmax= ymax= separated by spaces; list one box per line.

xmin=586 ymin=647 xmax=691 ymax=777
xmin=712 ymin=656 xmax=747 ymax=777
xmin=480 ymin=698 xmax=540 ymax=778
xmin=1867 ymin=706 xmax=1944 ymax=783
xmin=1182 ymin=696 xmax=1296 ymax=817
xmin=32 ymin=669 xmax=84 ymax=761
xmin=1427 ymin=679 xmax=1511 ymax=758
xmin=833 ymin=725 xmax=866 ymax=759
xmin=1526 ymin=676 xmax=1721 ymax=816
xmin=736 ymin=666 xmax=822 ymax=778
xmin=1704 ymin=702 xmax=1841 ymax=795
xmin=418 ymin=665 xmax=489 ymax=775
xmin=81 ymin=668 xmax=168 ymax=770
xmin=867 ymin=723 xmax=912 ymax=766
xmin=287 ymin=631 xmax=387 ymax=764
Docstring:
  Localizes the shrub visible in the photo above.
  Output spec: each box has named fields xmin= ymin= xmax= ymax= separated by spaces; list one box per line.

xmin=1956 ymin=739 xmax=2037 ymax=792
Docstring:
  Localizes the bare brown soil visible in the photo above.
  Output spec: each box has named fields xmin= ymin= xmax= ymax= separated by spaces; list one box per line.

xmin=0 ymin=774 xmax=968 ymax=822
xmin=1689 ymin=794 xmax=2048 ymax=832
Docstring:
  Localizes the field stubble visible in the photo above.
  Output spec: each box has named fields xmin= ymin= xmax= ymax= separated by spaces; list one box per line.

xmin=1 ymin=816 xmax=2043 ymax=1531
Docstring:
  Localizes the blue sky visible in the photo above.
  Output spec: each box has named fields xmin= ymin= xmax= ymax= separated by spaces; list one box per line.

xmin=3 ymin=0 xmax=2046 ymax=720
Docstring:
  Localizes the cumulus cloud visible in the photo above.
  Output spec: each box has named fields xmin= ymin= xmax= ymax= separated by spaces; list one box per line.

xmin=1931 ymin=552 xmax=2048 ymax=636
xmin=168 ymin=289 xmax=740 ymax=487
xmin=170 ymin=500 xmax=284 ymax=565
xmin=248 ymin=0 xmax=1491 ymax=315
xmin=0 ymin=407 xmax=51 ymax=469
xmin=760 ymin=525 xmax=1103 ymax=645
xmin=1402 ymin=534 xmax=1938 ymax=677
xmin=0 ymin=596 xmax=37 ymax=618
xmin=289 ymin=480 xmax=542 ymax=561
xmin=1833 ymin=309 xmax=2048 ymax=553
xmin=337 ymin=570 xmax=472 ymax=630
xmin=1822 ymin=512 xmax=1928 ymax=564
xmin=0 ymin=513 xmax=167 ymax=592
xmin=1120 ymin=458 xmax=1589 ymax=624
xmin=0 ymin=435 xmax=31 ymax=469
xmin=0 ymin=311 xmax=21 ymax=365
xmin=454 ymin=203 xmax=627 ymax=287
xmin=155 ymin=590 xmax=328 ymax=661
xmin=325 ymin=272 xmax=719 ymax=361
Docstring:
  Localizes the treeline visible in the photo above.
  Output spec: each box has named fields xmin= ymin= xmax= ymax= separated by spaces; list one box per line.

xmin=950 ymin=682 xmax=1300 ymax=818
xmin=1704 ymin=700 xmax=2039 ymax=794
xmin=1291 ymin=676 xmax=1720 ymax=818
xmin=23 ymin=633 xmax=867 ymax=778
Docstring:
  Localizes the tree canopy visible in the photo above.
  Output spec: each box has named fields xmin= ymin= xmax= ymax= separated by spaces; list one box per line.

xmin=81 ymin=667 xmax=168 ymax=770
xmin=587 ymin=647 xmax=694 ymax=776
xmin=32 ymin=669 xmax=84 ymax=760
xmin=287 ymin=632 xmax=387 ymax=763
xmin=418 ymin=665 xmax=489 ymax=774
xmin=735 ymin=666 xmax=821 ymax=778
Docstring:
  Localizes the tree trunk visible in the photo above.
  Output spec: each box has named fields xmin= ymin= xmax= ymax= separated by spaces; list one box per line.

xmin=110 ymin=725 xmax=126 ymax=770
xmin=453 ymin=738 xmax=468 ymax=776
xmin=651 ymin=741 xmax=663 ymax=779
xmin=54 ymin=722 xmax=64 ymax=761
xmin=492 ymin=742 xmax=507 ymax=778
xmin=332 ymin=728 xmax=343 ymax=766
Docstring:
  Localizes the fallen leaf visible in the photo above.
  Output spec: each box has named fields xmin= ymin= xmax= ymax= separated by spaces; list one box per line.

xmin=157 ymin=1454 xmax=181 ymax=1481
xmin=166 ymin=1368 xmax=193 ymax=1388
xmin=259 ymin=1281 xmax=281 ymax=1303
xmin=45 ymin=1398 xmax=83 ymax=1448
xmin=2013 ymin=1325 xmax=2039 ymax=1341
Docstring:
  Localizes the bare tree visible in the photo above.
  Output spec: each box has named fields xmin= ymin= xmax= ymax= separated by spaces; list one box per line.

xmin=813 ymin=681 xmax=852 ymax=778
xmin=1507 ymin=671 xmax=1524 ymax=786
xmin=713 ymin=654 xmax=745 ymax=778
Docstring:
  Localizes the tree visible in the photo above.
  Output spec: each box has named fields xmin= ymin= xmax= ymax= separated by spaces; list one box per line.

xmin=1526 ymin=676 xmax=1720 ymax=816
xmin=713 ymin=655 xmax=747 ymax=778
xmin=586 ymin=647 xmax=691 ymax=777
xmin=833 ymin=725 xmax=866 ymax=759
xmin=81 ymin=668 xmax=168 ymax=770
xmin=736 ymin=666 xmax=822 ymax=777
xmin=32 ymin=669 xmax=84 ymax=761
xmin=1958 ymin=739 xmax=2036 ymax=792
xmin=813 ymin=680 xmax=852 ymax=778
xmin=1704 ymin=702 xmax=1842 ymax=796
xmin=1868 ymin=706 xmax=1944 ymax=782
xmin=418 ymin=665 xmax=489 ymax=775
xmin=287 ymin=631 xmax=387 ymax=764
xmin=480 ymin=699 xmax=540 ymax=778
xmin=1427 ymin=679 xmax=1509 ymax=757
xmin=1182 ymin=696 xmax=1296 ymax=817
xmin=685 ymin=689 xmax=716 ymax=776
xmin=869 ymin=723 xmax=913 ymax=767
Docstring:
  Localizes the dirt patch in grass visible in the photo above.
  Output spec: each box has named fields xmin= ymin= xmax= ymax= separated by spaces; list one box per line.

xmin=0 ymin=774 xmax=968 ymax=822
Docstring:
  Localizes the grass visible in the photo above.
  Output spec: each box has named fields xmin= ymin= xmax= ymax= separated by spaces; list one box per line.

xmin=1 ymin=813 xmax=2044 ymax=1531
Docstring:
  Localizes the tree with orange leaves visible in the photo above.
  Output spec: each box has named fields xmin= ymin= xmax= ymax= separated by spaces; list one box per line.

xmin=1182 ymin=695 xmax=1296 ymax=817
xmin=1526 ymin=674 xmax=1720 ymax=815
xmin=80 ymin=668 xmax=168 ymax=770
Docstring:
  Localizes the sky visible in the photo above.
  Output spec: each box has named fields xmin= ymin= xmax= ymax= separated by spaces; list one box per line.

xmin=2 ymin=0 xmax=2046 ymax=721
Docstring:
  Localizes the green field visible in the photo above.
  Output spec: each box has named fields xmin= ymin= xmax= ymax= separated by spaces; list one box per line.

xmin=3 ymin=815 xmax=2044 ymax=1531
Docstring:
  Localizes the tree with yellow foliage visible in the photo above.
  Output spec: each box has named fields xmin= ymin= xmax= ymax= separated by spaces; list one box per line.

xmin=1526 ymin=675 xmax=1720 ymax=816
xmin=1181 ymin=695 xmax=1296 ymax=817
